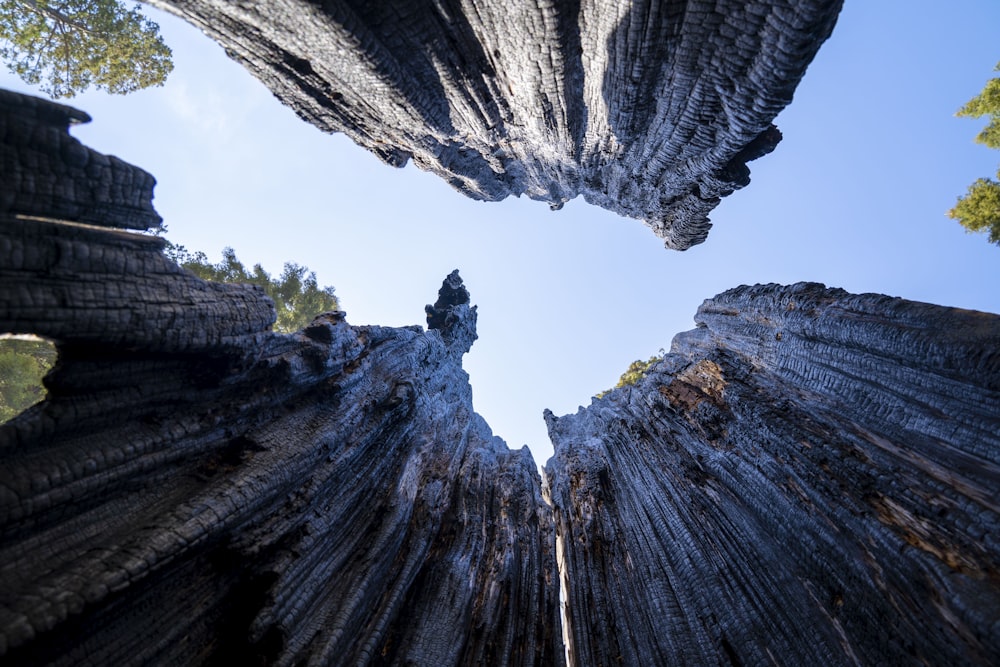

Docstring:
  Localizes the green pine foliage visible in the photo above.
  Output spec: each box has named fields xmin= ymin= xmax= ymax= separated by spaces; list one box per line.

xmin=616 ymin=355 xmax=660 ymax=388
xmin=950 ymin=61 xmax=1000 ymax=246
xmin=948 ymin=170 xmax=1000 ymax=244
xmin=0 ymin=0 xmax=172 ymax=98
xmin=957 ymin=63 xmax=1000 ymax=149
xmin=0 ymin=338 xmax=56 ymax=423
xmin=596 ymin=352 xmax=663 ymax=399
xmin=165 ymin=243 xmax=339 ymax=333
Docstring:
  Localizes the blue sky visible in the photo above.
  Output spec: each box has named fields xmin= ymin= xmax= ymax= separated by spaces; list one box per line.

xmin=3 ymin=1 xmax=998 ymax=465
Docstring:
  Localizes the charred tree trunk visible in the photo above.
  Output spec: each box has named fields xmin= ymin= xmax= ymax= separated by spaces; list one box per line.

xmin=1 ymin=0 xmax=998 ymax=661
xmin=546 ymin=283 xmax=1000 ymax=665
xmin=0 ymin=91 xmax=563 ymax=666
xmin=144 ymin=0 xmax=843 ymax=250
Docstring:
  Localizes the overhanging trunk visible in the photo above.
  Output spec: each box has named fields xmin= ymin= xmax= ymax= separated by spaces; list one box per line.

xmin=144 ymin=0 xmax=843 ymax=250
xmin=1 ymin=6 xmax=998 ymax=660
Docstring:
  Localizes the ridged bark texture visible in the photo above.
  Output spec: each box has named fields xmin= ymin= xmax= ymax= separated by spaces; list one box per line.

xmin=546 ymin=282 xmax=1000 ymax=665
xmin=0 ymin=93 xmax=562 ymax=666
xmin=0 ymin=253 xmax=563 ymax=665
xmin=0 ymin=90 xmax=160 ymax=230
xmin=145 ymin=0 xmax=842 ymax=249
xmin=2 ymin=35 xmax=999 ymax=665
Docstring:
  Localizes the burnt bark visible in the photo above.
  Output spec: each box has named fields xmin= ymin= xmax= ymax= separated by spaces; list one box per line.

xmin=1 ymin=5 xmax=998 ymax=660
xmin=0 ymin=90 xmax=160 ymax=230
xmin=1 ymin=93 xmax=562 ymax=666
xmin=144 ymin=0 xmax=843 ymax=250
xmin=546 ymin=283 xmax=1000 ymax=665
xmin=0 ymin=230 xmax=562 ymax=665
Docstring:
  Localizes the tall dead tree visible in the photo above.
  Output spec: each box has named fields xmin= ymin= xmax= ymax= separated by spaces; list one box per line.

xmin=2 ymin=0 xmax=998 ymax=664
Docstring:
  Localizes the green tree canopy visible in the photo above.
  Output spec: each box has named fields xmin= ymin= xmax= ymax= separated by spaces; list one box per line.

xmin=957 ymin=62 xmax=1000 ymax=149
xmin=948 ymin=170 xmax=1000 ymax=245
xmin=596 ymin=352 xmax=663 ymax=399
xmin=165 ymin=244 xmax=340 ymax=333
xmin=0 ymin=0 xmax=172 ymax=98
xmin=950 ymin=62 xmax=1000 ymax=246
xmin=0 ymin=337 xmax=56 ymax=423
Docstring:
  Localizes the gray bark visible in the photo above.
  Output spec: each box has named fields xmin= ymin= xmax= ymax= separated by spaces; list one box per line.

xmin=546 ymin=283 xmax=1000 ymax=665
xmin=1 ymin=219 xmax=562 ymax=665
xmin=1 ymin=0 xmax=998 ymax=661
xmin=145 ymin=0 xmax=842 ymax=250
xmin=1 ymin=91 xmax=562 ymax=666
xmin=0 ymin=90 xmax=161 ymax=230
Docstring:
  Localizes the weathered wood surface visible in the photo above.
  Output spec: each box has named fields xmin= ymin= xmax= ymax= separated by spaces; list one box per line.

xmin=546 ymin=283 xmax=1000 ymax=665
xmin=0 ymin=216 xmax=275 ymax=354
xmin=147 ymin=0 xmax=842 ymax=249
xmin=2 ymin=9 xmax=999 ymax=659
xmin=0 ymin=90 xmax=160 ymax=230
xmin=0 ymin=258 xmax=562 ymax=664
xmin=1 ymin=93 xmax=562 ymax=666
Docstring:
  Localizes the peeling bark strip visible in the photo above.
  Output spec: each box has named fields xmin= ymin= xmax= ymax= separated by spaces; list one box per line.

xmin=546 ymin=283 xmax=1000 ymax=666
xmin=145 ymin=0 xmax=842 ymax=249
xmin=1 ymin=67 xmax=999 ymax=667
